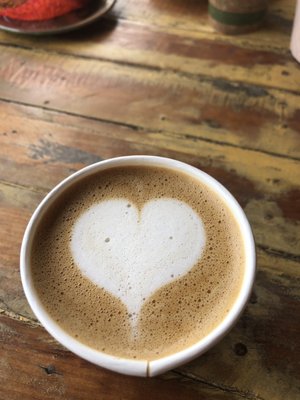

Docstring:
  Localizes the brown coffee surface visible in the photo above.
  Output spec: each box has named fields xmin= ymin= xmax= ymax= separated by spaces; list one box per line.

xmin=31 ymin=165 xmax=245 ymax=360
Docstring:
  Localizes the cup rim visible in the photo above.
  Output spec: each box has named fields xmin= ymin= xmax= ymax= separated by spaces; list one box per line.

xmin=20 ymin=155 xmax=256 ymax=377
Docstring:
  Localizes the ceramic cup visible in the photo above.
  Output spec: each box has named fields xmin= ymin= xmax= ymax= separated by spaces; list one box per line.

xmin=20 ymin=156 xmax=256 ymax=377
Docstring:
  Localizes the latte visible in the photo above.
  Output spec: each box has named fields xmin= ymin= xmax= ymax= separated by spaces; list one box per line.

xmin=31 ymin=165 xmax=245 ymax=360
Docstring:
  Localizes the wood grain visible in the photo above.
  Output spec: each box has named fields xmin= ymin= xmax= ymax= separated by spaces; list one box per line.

xmin=0 ymin=0 xmax=299 ymax=399
xmin=1 ymin=101 xmax=299 ymax=193
xmin=0 ymin=47 xmax=299 ymax=160
xmin=0 ymin=16 xmax=299 ymax=93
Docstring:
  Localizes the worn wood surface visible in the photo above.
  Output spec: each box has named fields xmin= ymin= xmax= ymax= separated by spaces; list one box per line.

xmin=0 ymin=0 xmax=299 ymax=399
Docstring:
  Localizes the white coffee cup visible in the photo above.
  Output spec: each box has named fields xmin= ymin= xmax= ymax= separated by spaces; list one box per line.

xmin=291 ymin=0 xmax=300 ymax=63
xmin=20 ymin=156 xmax=255 ymax=377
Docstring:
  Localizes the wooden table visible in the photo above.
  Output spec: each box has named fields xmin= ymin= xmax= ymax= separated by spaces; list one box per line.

xmin=0 ymin=1 xmax=299 ymax=399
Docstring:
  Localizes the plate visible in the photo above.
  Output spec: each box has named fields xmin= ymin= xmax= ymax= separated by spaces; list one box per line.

xmin=0 ymin=0 xmax=116 ymax=35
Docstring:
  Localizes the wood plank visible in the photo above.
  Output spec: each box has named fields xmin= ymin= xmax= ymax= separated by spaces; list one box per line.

xmin=0 ymin=101 xmax=299 ymax=256
xmin=1 ymin=100 xmax=299 ymax=201
xmin=1 ymin=19 xmax=299 ymax=94
xmin=0 ymin=48 xmax=299 ymax=160
xmin=0 ymin=181 xmax=43 ymax=320
xmin=0 ymin=313 xmax=245 ymax=400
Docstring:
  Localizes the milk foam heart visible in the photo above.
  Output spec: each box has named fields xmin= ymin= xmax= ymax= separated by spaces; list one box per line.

xmin=71 ymin=198 xmax=206 ymax=329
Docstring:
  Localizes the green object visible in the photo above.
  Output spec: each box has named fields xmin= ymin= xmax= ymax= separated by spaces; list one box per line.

xmin=209 ymin=3 xmax=266 ymax=26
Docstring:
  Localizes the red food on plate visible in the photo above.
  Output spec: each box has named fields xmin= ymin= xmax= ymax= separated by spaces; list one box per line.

xmin=0 ymin=0 xmax=89 ymax=21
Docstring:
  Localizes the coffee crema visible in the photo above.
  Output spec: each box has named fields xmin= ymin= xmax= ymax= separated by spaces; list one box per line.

xmin=31 ymin=166 xmax=245 ymax=360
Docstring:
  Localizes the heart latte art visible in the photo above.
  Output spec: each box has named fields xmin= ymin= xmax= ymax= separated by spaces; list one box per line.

xmin=31 ymin=165 xmax=244 ymax=360
xmin=71 ymin=198 xmax=206 ymax=329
